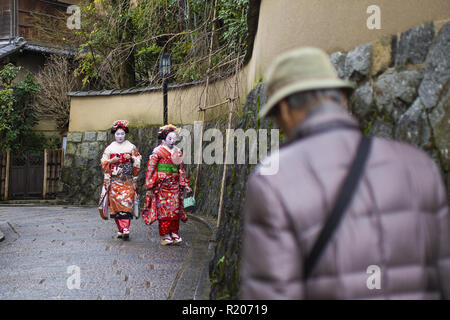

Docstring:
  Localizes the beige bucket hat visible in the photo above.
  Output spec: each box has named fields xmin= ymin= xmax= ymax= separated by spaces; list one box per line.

xmin=259 ymin=47 xmax=354 ymax=118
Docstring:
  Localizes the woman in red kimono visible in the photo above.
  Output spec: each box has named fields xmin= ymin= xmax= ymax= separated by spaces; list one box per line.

xmin=142 ymin=124 xmax=192 ymax=245
xmin=100 ymin=120 xmax=142 ymax=239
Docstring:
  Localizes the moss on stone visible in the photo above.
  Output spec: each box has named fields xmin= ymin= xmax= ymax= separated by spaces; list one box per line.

xmin=371 ymin=36 xmax=392 ymax=77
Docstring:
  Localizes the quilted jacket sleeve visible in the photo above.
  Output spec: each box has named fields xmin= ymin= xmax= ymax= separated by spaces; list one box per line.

xmin=433 ymin=161 xmax=450 ymax=299
xmin=240 ymin=172 xmax=305 ymax=299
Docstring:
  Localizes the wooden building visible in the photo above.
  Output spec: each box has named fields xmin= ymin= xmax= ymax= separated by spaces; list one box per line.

xmin=0 ymin=0 xmax=79 ymax=137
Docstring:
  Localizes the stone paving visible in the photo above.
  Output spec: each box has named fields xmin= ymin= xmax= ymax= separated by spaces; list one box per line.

xmin=0 ymin=206 xmax=211 ymax=300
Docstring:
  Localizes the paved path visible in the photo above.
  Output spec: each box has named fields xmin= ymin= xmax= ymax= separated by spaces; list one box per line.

xmin=0 ymin=206 xmax=212 ymax=300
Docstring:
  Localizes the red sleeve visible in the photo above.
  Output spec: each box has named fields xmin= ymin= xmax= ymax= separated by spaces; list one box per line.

xmin=145 ymin=151 xmax=160 ymax=189
xmin=179 ymin=161 xmax=189 ymax=187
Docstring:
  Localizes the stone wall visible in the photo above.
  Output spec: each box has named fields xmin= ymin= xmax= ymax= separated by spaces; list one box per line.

xmin=62 ymin=131 xmax=108 ymax=205
xmin=206 ymin=83 xmax=277 ymax=300
xmin=342 ymin=20 xmax=450 ymax=199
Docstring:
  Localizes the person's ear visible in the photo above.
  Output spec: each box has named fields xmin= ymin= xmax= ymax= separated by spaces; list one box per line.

xmin=341 ymin=91 xmax=348 ymax=107
xmin=279 ymin=100 xmax=293 ymax=127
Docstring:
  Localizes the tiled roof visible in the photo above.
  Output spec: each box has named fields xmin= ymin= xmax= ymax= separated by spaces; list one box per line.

xmin=0 ymin=39 xmax=26 ymax=60
xmin=0 ymin=38 xmax=76 ymax=60
xmin=67 ymin=80 xmax=205 ymax=97
xmin=24 ymin=43 xmax=77 ymax=56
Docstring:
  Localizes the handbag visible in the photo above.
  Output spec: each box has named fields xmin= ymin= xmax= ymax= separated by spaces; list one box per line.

xmin=133 ymin=179 xmax=140 ymax=219
xmin=133 ymin=194 xmax=140 ymax=219
xmin=98 ymin=182 xmax=110 ymax=220
xmin=183 ymin=192 xmax=196 ymax=212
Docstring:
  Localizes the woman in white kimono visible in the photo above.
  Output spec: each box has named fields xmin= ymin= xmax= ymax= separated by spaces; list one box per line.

xmin=100 ymin=120 xmax=142 ymax=239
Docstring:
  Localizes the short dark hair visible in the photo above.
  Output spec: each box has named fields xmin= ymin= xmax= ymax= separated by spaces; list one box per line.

xmin=267 ymin=103 xmax=281 ymax=118
xmin=266 ymin=88 xmax=346 ymax=118
xmin=286 ymin=88 xmax=345 ymax=111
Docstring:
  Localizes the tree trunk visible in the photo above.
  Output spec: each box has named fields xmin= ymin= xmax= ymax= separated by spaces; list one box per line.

xmin=178 ymin=0 xmax=186 ymax=32
xmin=113 ymin=0 xmax=136 ymax=89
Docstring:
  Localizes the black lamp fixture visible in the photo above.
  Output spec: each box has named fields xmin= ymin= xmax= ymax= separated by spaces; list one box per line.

xmin=159 ymin=54 xmax=172 ymax=125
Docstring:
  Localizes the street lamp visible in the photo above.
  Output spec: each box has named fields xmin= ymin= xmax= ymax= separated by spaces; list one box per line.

xmin=159 ymin=54 xmax=171 ymax=125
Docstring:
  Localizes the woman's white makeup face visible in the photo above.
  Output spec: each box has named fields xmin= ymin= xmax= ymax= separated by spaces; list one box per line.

xmin=115 ymin=128 xmax=126 ymax=143
xmin=164 ymin=131 xmax=177 ymax=149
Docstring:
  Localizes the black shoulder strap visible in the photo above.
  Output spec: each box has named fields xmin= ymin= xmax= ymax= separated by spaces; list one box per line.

xmin=303 ymin=135 xmax=373 ymax=280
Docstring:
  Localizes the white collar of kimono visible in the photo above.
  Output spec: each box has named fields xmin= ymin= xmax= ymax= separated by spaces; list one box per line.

xmin=108 ymin=140 xmax=133 ymax=153
xmin=161 ymin=145 xmax=179 ymax=155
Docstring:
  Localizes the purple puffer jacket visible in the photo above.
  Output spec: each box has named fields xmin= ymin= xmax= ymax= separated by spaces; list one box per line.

xmin=240 ymin=102 xmax=450 ymax=299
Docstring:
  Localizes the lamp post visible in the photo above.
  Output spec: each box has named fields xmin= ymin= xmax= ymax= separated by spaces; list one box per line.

xmin=160 ymin=54 xmax=171 ymax=125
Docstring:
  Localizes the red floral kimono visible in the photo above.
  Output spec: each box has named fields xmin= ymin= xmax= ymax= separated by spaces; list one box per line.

xmin=142 ymin=145 xmax=189 ymax=230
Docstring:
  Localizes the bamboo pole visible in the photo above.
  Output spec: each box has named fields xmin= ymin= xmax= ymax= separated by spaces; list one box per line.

xmin=43 ymin=149 xmax=48 ymax=199
xmin=0 ymin=152 xmax=4 ymax=199
xmin=198 ymin=98 xmax=235 ymax=112
xmin=193 ymin=0 xmax=217 ymax=199
xmin=50 ymin=150 xmax=55 ymax=194
xmin=60 ymin=147 xmax=64 ymax=168
xmin=57 ymin=149 xmax=63 ymax=194
xmin=216 ymin=102 xmax=234 ymax=228
xmin=216 ymin=46 xmax=242 ymax=228
xmin=4 ymin=150 xmax=10 ymax=201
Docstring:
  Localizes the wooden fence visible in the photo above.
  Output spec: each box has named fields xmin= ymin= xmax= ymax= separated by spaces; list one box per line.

xmin=0 ymin=151 xmax=10 ymax=201
xmin=0 ymin=149 xmax=63 ymax=201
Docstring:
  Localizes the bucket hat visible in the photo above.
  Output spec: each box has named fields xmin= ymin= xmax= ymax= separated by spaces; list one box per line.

xmin=259 ymin=47 xmax=354 ymax=118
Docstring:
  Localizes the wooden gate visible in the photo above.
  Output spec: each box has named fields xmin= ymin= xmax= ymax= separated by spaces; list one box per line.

xmin=43 ymin=149 xmax=64 ymax=199
xmin=9 ymin=152 xmax=45 ymax=199
xmin=0 ymin=151 xmax=10 ymax=201
xmin=0 ymin=149 xmax=63 ymax=200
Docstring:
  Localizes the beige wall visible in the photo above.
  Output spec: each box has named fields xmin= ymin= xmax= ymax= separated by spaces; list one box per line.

xmin=69 ymin=69 xmax=249 ymax=131
xmin=69 ymin=0 xmax=450 ymax=131
xmin=33 ymin=116 xmax=60 ymax=137
xmin=70 ymin=93 xmax=162 ymax=131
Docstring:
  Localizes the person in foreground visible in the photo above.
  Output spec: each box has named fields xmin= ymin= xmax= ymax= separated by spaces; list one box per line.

xmin=240 ymin=47 xmax=450 ymax=299
xmin=100 ymin=120 xmax=142 ymax=239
